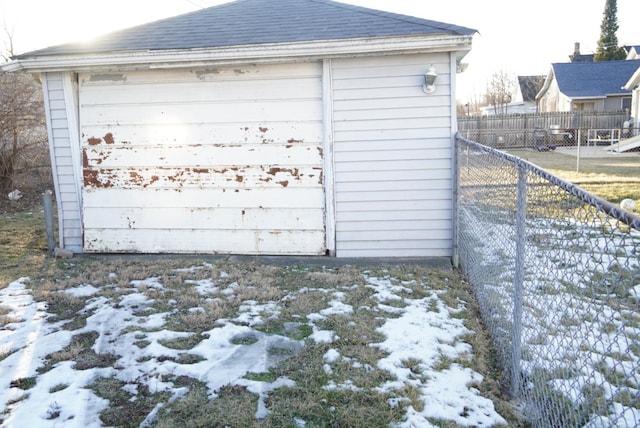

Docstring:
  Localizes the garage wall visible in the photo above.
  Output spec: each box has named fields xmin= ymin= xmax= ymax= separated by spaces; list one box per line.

xmin=331 ymin=53 xmax=453 ymax=257
xmin=79 ymin=62 xmax=325 ymax=254
xmin=41 ymin=72 xmax=83 ymax=252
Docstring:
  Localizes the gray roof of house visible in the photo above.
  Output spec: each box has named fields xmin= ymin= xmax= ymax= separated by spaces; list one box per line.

xmin=552 ymin=60 xmax=640 ymax=98
xmin=518 ymin=75 xmax=545 ymax=102
xmin=14 ymin=0 xmax=476 ymax=59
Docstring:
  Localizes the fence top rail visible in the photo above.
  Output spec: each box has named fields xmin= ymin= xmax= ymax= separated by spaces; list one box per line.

xmin=454 ymin=132 xmax=640 ymax=230
xmin=458 ymin=110 xmax=628 ymax=120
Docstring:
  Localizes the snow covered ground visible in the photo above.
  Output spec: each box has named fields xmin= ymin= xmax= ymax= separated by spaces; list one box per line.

xmin=459 ymin=201 xmax=640 ymax=427
xmin=0 ymin=263 xmax=508 ymax=427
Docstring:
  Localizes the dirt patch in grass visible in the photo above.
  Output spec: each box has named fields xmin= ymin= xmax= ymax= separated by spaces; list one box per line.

xmin=155 ymin=383 xmax=260 ymax=428
xmin=158 ymin=333 xmax=209 ymax=350
xmin=9 ymin=377 xmax=37 ymax=390
xmin=36 ymin=330 xmax=117 ymax=376
xmin=89 ymin=377 xmax=171 ymax=428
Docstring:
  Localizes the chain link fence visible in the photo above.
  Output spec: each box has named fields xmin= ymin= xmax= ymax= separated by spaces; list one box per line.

xmin=454 ymin=133 xmax=640 ymax=427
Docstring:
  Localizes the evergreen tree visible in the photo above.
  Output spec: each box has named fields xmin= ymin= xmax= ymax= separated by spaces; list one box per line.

xmin=594 ymin=0 xmax=626 ymax=61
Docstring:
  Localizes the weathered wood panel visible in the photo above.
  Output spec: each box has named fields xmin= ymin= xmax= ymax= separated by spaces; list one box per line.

xmin=82 ymin=144 xmax=322 ymax=168
xmin=79 ymin=62 xmax=325 ymax=254
xmin=82 ymin=188 xmax=324 ymax=209
xmin=82 ymin=165 xmax=323 ymax=190
xmin=81 ymin=100 xmax=321 ymax=126
xmin=81 ymin=123 xmax=323 ymax=147
xmin=83 ymin=207 xmax=323 ymax=230
xmin=332 ymin=53 xmax=453 ymax=257
xmin=84 ymin=229 xmax=325 ymax=254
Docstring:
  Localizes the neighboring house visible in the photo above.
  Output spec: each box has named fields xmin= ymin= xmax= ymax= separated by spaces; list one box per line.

xmin=479 ymin=75 xmax=544 ymax=115
xmin=536 ymin=60 xmax=640 ymax=112
xmin=623 ymin=64 xmax=640 ymax=133
xmin=625 ymin=45 xmax=640 ymax=60
xmin=567 ymin=43 xmax=639 ymax=62
xmin=3 ymin=0 xmax=475 ymax=258
xmin=567 ymin=43 xmax=640 ymax=61
xmin=569 ymin=42 xmax=594 ymax=63
xmin=517 ymin=75 xmax=545 ymax=104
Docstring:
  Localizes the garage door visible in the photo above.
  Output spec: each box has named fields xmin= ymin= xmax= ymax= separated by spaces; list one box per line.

xmin=79 ymin=62 xmax=325 ymax=254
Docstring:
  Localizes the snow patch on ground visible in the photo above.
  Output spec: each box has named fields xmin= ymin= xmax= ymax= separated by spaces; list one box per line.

xmin=0 ymin=270 xmax=507 ymax=427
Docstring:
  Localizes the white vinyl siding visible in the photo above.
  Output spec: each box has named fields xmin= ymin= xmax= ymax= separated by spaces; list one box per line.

xmin=332 ymin=54 xmax=453 ymax=257
xmin=78 ymin=63 xmax=325 ymax=254
xmin=41 ymin=72 xmax=83 ymax=251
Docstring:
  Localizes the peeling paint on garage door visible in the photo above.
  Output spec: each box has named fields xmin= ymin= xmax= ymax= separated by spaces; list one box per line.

xmin=79 ymin=62 xmax=325 ymax=254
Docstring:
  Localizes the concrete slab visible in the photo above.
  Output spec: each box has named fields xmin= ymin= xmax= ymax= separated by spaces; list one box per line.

xmin=226 ymin=255 xmax=453 ymax=270
xmin=604 ymin=134 xmax=640 ymax=153
xmin=74 ymin=253 xmax=453 ymax=270
xmin=554 ymin=145 xmax=640 ymax=158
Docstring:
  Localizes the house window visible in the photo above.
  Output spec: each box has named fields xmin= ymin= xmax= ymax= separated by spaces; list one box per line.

xmin=622 ymin=97 xmax=631 ymax=111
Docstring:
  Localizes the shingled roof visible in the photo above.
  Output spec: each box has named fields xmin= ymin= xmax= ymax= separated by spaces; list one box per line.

xmin=517 ymin=76 xmax=545 ymax=102
xmin=15 ymin=0 xmax=476 ymax=59
xmin=550 ymin=60 xmax=640 ymax=98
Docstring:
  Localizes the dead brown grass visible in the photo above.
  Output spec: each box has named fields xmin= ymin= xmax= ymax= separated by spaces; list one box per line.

xmin=506 ymin=148 xmax=640 ymax=204
xmin=1 ymin=251 xmax=521 ymax=427
xmin=305 ymin=264 xmax=366 ymax=287
xmin=155 ymin=383 xmax=260 ymax=428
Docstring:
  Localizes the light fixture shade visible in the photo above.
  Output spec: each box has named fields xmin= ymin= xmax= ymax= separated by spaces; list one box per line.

xmin=423 ymin=65 xmax=438 ymax=94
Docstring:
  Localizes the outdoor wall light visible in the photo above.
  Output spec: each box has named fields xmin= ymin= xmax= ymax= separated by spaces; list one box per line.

xmin=422 ymin=65 xmax=438 ymax=94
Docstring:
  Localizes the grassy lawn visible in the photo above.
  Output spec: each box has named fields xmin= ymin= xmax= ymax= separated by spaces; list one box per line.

xmin=0 ymin=209 xmax=57 ymax=286
xmin=505 ymin=148 xmax=640 ymax=204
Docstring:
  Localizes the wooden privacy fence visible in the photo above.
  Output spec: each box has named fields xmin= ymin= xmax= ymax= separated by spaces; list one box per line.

xmin=458 ymin=110 xmax=631 ymax=149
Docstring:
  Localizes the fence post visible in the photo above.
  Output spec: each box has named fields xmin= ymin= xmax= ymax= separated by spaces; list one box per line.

xmin=576 ymin=129 xmax=582 ymax=173
xmin=43 ymin=190 xmax=56 ymax=255
xmin=511 ymin=163 xmax=527 ymax=398
xmin=452 ymin=140 xmax=459 ymax=268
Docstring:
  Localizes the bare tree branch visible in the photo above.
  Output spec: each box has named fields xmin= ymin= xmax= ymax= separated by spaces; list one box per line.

xmin=484 ymin=70 xmax=516 ymax=115
xmin=1 ymin=20 xmax=16 ymax=62
xmin=0 ymin=71 xmax=47 ymax=190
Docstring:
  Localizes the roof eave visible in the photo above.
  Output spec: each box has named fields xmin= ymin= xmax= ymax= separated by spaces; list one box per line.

xmin=535 ymin=68 xmax=555 ymax=100
xmin=2 ymin=34 xmax=473 ymax=73
xmin=566 ymin=91 xmax=630 ymax=100
xmin=565 ymin=95 xmax=606 ymax=101
xmin=624 ymin=67 xmax=640 ymax=90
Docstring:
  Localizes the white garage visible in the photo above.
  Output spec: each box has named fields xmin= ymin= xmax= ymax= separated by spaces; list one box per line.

xmin=5 ymin=0 xmax=475 ymax=258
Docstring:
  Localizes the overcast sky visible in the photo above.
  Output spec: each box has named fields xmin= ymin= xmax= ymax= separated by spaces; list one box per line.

xmin=1 ymin=0 xmax=639 ymax=101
